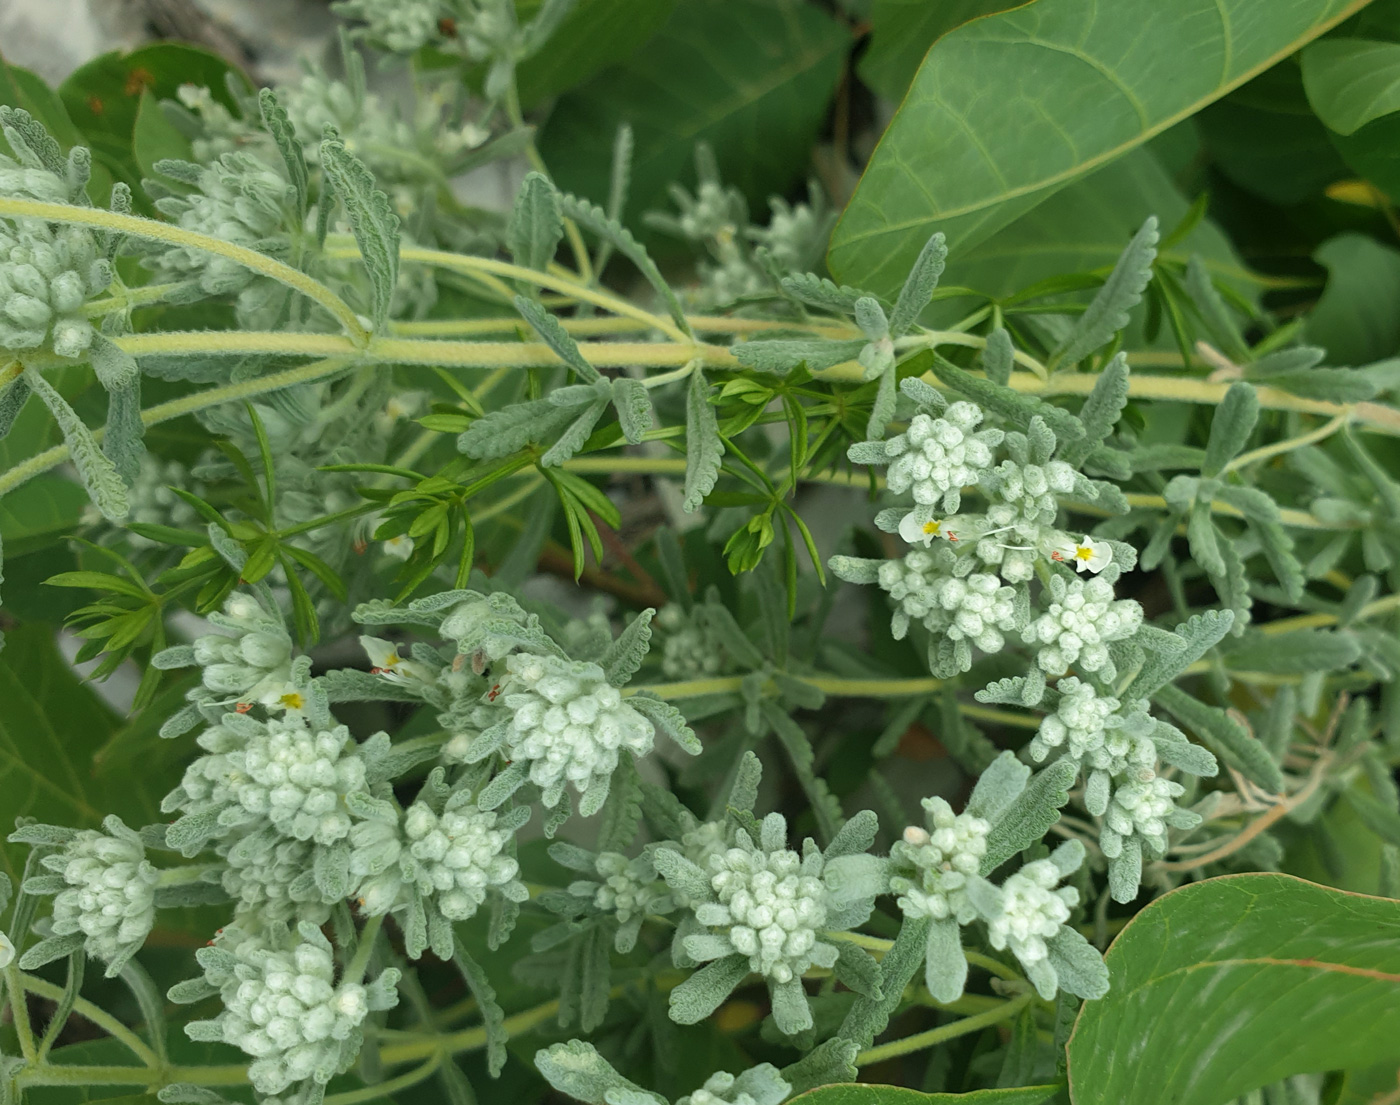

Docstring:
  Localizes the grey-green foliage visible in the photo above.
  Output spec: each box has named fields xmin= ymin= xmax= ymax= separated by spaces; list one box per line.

xmin=1051 ymin=216 xmax=1158 ymax=369
xmin=320 ymin=133 xmax=399 ymax=331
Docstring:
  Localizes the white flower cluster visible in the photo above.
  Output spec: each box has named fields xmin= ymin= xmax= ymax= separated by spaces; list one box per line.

xmin=187 ymin=924 xmax=399 ymax=1095
xmin=888 ymin=797 xmax=989 ymax=924
xmin=146 ymin=152 xmax=293 ymax=300
xmin=221 ymin=834 xmax=324 ymax=925
xmin=333 ymin=0 xmax=442 ymax=52
xmin=0 ymin=219 xmax=108 ymax=358
xmin=697 ymin=844 xmax=832 ymax=985
xmin=500 ymin=652 xmax=655 ymax=810
xmin=588 ymin=852 xmax=666 ymax=926
xmin=875 ymin=552 xmax=1018 ymax=655
xmin=41 ymin=818 xmax=158 ymax=974
xmin=400 ymin=798 xmax=523 ymax=920
xmin=882 ymin=403 xmax=1002 ymax=516
xmin=985 ymin=856 xmax=1079 ymax=993
xmin=239 ymin=719 xmax=368 ymax=845
xmin=172 ymin=593 xmax=297 ymax=712
xmin=1102 ymin=775 xmax=1189 ymax=861
xmin=1024 ymin=575 xmax=1142 ymax=680
xmin=655 ymin=605 xmax=727 ymax=680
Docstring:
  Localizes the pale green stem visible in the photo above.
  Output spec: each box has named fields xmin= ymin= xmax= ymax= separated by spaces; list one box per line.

xmin=326 ymin=1052 xmax=443 ymax=1105
xmin=855 ymin=992 xmax=1036 ymax=1066
xmin=0 ymin=356 xmax=354 ymax=500
xmin=5 ymin=963 xmax=37 ymax=1062
xmin=0 ymin=197 xmax=367 ymax=343
xmin=345 ymin=915 xmax=385 ymax=985
xmin=20 ymin=973 xmax=160 ymax=1068
xmin=391 ymin=313 xmax=857 ymax=338
xmin=1222 ymin=411 xmax=1352 ymax=474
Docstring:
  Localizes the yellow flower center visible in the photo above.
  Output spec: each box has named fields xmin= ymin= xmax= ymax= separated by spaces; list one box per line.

xmin=279 ymin=692 xmax=306 ymax=710
xmin=922 ymin=520 xmax=942 ymax=535
xmin=1075 ymin=545 xmax=1094 ymax=561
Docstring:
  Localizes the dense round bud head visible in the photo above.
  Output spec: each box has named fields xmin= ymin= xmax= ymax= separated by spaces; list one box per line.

xmin=986 ymin=858 xmax=1078 ymax=969
xmin=41 ymin=820 xmax=158 ymax=970
xmin=880 ymin=403 xmax=1001 ymax=514
xmin=890 ymin=797 xmax=989 ymax=923
xmin=501 ymin=652 xmax=655 ymax=809
xmin=401 ymin=799 xmax=523 ymax=920
xmin=0 ymin=218 xmax=106 ymax=356
xmin=1025 ymin=577 xmax=1142 ymax=678
xmin=234 ymin=719 xmax=368 ymax=845
xmin=656 ymin=605 xmax=728 ymax=680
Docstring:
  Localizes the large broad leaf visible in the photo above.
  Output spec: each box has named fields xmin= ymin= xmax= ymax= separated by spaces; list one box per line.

xmin=516 ymin=0 xmax=677 ymax=106
xmin=539 ymin=0 xmax=847 ymax=222
xmin=0 ymin=626 xmax=171 ymax=881
xmin=1305 ymin=233 xmax=1400 ymax=364
xmin=790 ymin=1087 xmax=1058 ymax=1105
xmin=1302 ymin=38 xmax=1400 ymax=135
xmin=0 ymin=475 xmax=87 ymax=557
xmin=829 ymin=0 xmax=1367 ymax=297
xmin=933 ymin=147 xmax=1252 ymax=311
xmin=1068 ymin=874 xmax=1400 ymax=1105
xmin=857 ymin=0 xmax=1030 ymax=101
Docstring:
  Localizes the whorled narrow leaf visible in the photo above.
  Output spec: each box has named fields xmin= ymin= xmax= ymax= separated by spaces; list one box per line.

xmin=1201 ymin=382 xmax=1260 ymax=477
xmin=24 ymin=368 xmax=127 ymax=521
xmin=320 ymin=134 xmax=400 ymax=332
xmin=683 ymin=366 xmax=723 ymax=513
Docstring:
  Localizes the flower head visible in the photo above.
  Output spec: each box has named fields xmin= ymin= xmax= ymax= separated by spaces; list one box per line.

xmin=1058 ymin=534 xmax=1113 ymax=574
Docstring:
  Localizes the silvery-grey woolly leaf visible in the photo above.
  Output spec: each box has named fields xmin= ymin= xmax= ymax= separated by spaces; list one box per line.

xmin=1217 ymin=529 xmax=1251 ymax=632
xmin=1130 ymin=442 xmax=1208 ymax=473
xmin=514 ymin=295 xmax=600 ymax=381
xmin=611 ymin=377 xmax=653 ymax=444
xmin=866 ymin=363 xmax=897 ymax=440
xmin=1343 ymin=430 xmax=1400 ymax=519
xmin=320 ymin=135 xmax=399 ymax=331
xmin=825 ymin=808 xmax=878 ymax=860
xmin=1149 ymin=720 xmax=1219 ymax=777
xmin=683 ymin=367 xmax=723 ymax=513
xmin=8 ymin=823 xmax=79 ymax=845
xmin=89 ymin=335 xmax=138 ymax=391
xmin=317 ymin=668 xmax=425 ymax=703
xmin=558 ymin=192 xmax=692 ymax=339
xmin=732 ymin=339 xmax=865 ymax=375
xmin=727 ymin=749 xmax=763 ymax=814
xmin=923 ymin=914 xmax=967 ymax=1003
xmin=981 ymin=326 xmax=1015 ymax=386
xmin=597 ymin=756 xmax=643 ymax=854
xmin=600 ymin=609 xmax=653 ymax=686
xmin=898 ymin=374 xmax=947 ymax=413
xmin=668 ymin=952 xmax=749 ymax=1025
xmin=157 ymin=1083 xmax=233 ymax=1104
xmin=455 ymin=948 xmax=509 ymax=1077
xmin=0 ymin=377 xmax=31 ymax=439
xmin=534 ymin=1040 xmax=663 ymax=1105
xmin=728 ymin=1064 xmax=791 ymax=1105
xmin=1186 ymin=500 xmax=1226 ymax=579
xmin=770 ymin=976 xmax=813 ymax=1035
xmin=889 ymin=231 xmax=946 ymax=336
xmin=1083 ymin=444 xmax=1133 ymax=480
xmin=1046 ymin=927 xmax=1109 ymax=1000
xmin=1184 ymin=254 xmax=1253 ymax=364
xmin=18 ymin=932 xmax=85 ymax=972
xmin=24 ymin=368 xmax=127 ymax=521
xmin=1253 ymin=513 xmax=1306 ymax=602
xmin=542 ymin=399 xmax=608 ymax=467
xmin=1153 ymin=684 xmax=1284 ymax=794
xmin=102 ymin=375 xmax=145 ymax=486
xmin=783 ymin=1037 xmax=859 ymax=1096
xmin=965 ymin=750 xmax=1031 ymax=824
xmin=206 ymin=524 xmax=245 ymax=573
xmin=258 ymin=89 xmax=309 ymax=219
xmin=1059 ymin=353 xmax=1129 ymax=466
xmin=780 ymin=271 xmax=870 ymax=314
xmin=1125 ymin=610 xmax=1233 ymax=698
xmin=1051 ymin=216 xmax=1158 ymax=369
xmin=0 ymin=106 xmax=65 ymax=175
xmin=827 ymin=554 xmax=883 ymax=585
xmin=151 ymin=645 xmax=196 ymax=669
xmin=649 ymin=846 xmax=711 ymax=903
xmin=630 ymin=694 xmax=701 ymax=755
xmin=1222 ymin=628 xmax=1361 ymax=674
xmin=824 ymin=854 xmax=887 ymax=909
xmin=1201 ymin=382 xmax=1260 ymax=477
xmin=1250 ymin=366 xmax=1376 ymax=402
xmin=854 ymin=296 xmax=889 ymax=342
xmin=459 ymin=397 xmax=579 ymax=460
xmin=508 ymin=172 xmax=563 ymax=275
xmin=980 ymin=757 xmax=1078 ymax=875
xmin=1107 ymin=839 xmax=1142 ymax=903
xmin=930 ymin=355 xmax=1084 ymax=442
xmin=476 ymin=760 xmax=530 ymax=810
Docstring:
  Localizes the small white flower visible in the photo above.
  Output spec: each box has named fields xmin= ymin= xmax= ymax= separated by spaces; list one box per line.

xmin=381 ymin=534 xmax=415 ymax=560
xmin=898 ymin=512 xmax=949 ymax=548
xmin=1059 ymin=534 xmax=1113 ymax=574
xmin=359 ymin=636 xmax=434 ymax=686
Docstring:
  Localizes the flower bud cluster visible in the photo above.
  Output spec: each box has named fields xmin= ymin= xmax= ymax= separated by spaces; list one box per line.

xmin=42 ymin=818 xmax=158 ymax=972
xmin=882 ymin=403 xmax=1002 ymax=515
xmin=220 ymin=833 xmax=325 ymax=925
xmin=1024 ymin=575 xmax=1142 ymax=680
xmin=888 ymin=797 xmax=989 ymax=923
xmin=191 ymin=593 xmax=297 ymax=710
xmin=186 ymin=924 xmax=399 ymax=1095
xmin=146 ymin=152 xmax=293 ymax=302
xmin=0 ymin=219 xmax=108 ymax=358
xmin=1102 ymin=775 xmax=1191 ymax=860
xmin=985 ymin=856 xmax=1079 ymax=983
xmin=699 ymin=844 xmax=831 ymax=985
xmin=677 ymin=1067 xmax=791 ymax=1105
xmin=239 ymin=720 xmax=368 ymax=845
xmin=587 ymin=852 xmax=667 ymax=926
xmin=400 ymin=797 xmax=523 ymax=920
xmin=655 ymin=605 xmax=728 ymax=680
xmin=500 ymin=652 xmax=655 ymax=809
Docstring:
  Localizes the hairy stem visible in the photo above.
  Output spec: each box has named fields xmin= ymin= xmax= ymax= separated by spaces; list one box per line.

xmin=855 ymin=992 xmax=1037 ymax=1066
